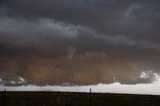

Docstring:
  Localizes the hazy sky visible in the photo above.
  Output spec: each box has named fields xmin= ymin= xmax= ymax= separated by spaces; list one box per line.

xmin=0 ymin=0 xmax=160 ymax=86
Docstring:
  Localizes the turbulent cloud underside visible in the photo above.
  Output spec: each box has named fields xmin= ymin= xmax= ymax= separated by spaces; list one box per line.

xmin=0 ymin=0 xmax=160 ymax=86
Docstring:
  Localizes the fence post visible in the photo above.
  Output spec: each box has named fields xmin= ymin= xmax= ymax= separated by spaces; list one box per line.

xmin=90 ymin=88 xmax=91 ymax=106
xmin=3 ymin=88 xmax=6 ymax=106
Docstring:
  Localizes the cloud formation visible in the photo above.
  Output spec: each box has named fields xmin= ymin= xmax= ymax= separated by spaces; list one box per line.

xmin=0 ymin=0 xmax=160 ymax=86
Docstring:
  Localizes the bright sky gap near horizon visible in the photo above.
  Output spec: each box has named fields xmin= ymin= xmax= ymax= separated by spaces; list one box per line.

xmin=0 ymin=0 xmax=160 ymax=94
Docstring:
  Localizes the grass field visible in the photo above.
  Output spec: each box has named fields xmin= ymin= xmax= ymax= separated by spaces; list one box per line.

xmin=0 ymin=91 xmax=160 ymax=106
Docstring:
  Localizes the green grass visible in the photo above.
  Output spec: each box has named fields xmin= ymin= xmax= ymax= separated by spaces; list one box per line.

xmin=0 ymin=91 xmax=160 ymax=106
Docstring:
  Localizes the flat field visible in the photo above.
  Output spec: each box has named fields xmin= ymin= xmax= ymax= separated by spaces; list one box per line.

xmin=0 ymin=91 xmax=160 ymax=106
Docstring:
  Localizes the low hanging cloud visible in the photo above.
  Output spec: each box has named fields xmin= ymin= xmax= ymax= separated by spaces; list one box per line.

xmin=0 ymin=17 xmax=79 ymax=50
xmin=0 ymin=0 xmax=160 ymax=86
xmin=0 ymin=72 xmax=160 ymax=95
xmin=0 ymin=17 xmax=159 ymax=53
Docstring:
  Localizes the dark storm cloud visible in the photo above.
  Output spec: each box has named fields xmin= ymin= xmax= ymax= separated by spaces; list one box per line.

xmin=1 ymin=0 xmax=160 ymax=42
xmin=0 ymin=0 xmax=160 ymax=85
xmin=0 ymin=18 xmax=78 ymax=49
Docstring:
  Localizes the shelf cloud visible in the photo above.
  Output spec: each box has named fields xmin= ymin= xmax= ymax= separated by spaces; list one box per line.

xmin=0 ymin=0 xmax=160 ymax=86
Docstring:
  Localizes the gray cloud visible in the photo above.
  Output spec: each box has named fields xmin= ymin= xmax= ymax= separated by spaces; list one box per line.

xmin=0 ymin=17 xmax=159 ymax=54
xmin=0 ymin=17 xmax=78 ymax=48
xmin=1 ymin=0 xmax=160 ymax=38
xmin=0 ymin=0 xmax=160 ymax=85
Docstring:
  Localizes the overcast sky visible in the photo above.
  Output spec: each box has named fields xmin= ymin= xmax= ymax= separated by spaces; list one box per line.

xmin=0 ymin=0 xmax=160 ymax=87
